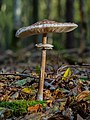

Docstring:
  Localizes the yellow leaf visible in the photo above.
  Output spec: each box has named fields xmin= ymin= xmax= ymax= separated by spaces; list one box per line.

xmin=62 ymin=68 xmax=71 ymax=80
xmin=22 ymin=87 xmax=32 ymax=94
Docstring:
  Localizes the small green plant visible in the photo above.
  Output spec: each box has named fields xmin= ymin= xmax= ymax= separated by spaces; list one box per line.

xmin=0 ymin=100 xmax=46 ymax=116
xmin=86 ymin=96 xmax=90 ymax=101
xmin=36 ymin=65 xmax=41 ymax=74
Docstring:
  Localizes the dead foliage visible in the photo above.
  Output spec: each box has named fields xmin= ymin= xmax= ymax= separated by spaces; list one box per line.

xmin=0 ymin=47 xmax=90 ymax=119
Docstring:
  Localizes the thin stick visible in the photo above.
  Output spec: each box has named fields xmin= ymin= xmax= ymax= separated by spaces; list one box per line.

xmin=0 ymin=73 xmax=31 ymax=77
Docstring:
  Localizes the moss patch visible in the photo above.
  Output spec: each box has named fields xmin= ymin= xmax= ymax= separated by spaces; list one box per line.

xmin=0 ymin=100 xmax=46 ymax=116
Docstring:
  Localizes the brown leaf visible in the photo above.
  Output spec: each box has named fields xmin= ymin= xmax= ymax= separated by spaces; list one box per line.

xmin=53 ymin=89 xmax=65 ymax=99
xmin=15 ymin=76 xmax=21 ymax=80
xmin=76 ymin=90 xmax=90 ymax=102
xmin=28 ymin=104 xmax=42 ymax=113
xmin=46 ymin=100 xmax=53 ymax=107
xmin=1 ymin=95 xmax=10 ymax=101
xmin=43 ymin=90 xmax=52 ymax=100
xmin=60 ymin=102 xmax=66 ymax=111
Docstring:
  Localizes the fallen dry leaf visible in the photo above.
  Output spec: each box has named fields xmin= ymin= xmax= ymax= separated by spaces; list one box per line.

xmin=28 ymin=104 xmax=42 ymax=113
xmin=46 ymin=100 xmax=53 ymax=107
xmin=76 ymin=90 xmax=90 ymax=102
xmin=53 ymin=89 xmax=65 ymax=99
xmin=60 ymin=102 xmax=66 ymax=111
xmin=43 ymin=90 xmax=52 ymax=100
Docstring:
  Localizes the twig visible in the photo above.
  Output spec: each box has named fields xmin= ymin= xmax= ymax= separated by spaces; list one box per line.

xmin=0 ymin=73 xmax=31 ymax=77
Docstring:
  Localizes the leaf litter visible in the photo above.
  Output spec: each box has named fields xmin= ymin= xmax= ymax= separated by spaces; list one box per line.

xmin=0 ymin=46 xmax=90 ymax=120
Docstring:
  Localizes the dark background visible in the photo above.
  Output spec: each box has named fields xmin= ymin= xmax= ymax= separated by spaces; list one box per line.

xmin=0 ymin=0 xmax=89 ymax=52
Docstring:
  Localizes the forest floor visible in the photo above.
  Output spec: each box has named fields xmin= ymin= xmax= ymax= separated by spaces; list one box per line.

xmin=0 ymin=45 xmax=90 ymax=120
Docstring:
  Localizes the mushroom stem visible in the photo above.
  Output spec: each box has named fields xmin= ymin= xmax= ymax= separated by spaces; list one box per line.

xmin=37 ymin=33 xmax=47 ymax=100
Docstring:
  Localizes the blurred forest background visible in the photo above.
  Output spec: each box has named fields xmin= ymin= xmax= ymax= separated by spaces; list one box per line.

xmin=0 ymin=0 xmax=90 ymax=52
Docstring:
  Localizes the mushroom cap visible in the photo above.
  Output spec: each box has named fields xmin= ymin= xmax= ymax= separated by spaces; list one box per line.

xmin=16 ymin=19 xmax=78 ymax=38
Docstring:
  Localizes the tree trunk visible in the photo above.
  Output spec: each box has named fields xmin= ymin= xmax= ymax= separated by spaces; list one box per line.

xmin=65 ymin=0 xmax=75 ymax=49
xmin=11 ymin=0 xmax=22 ymax=50
xmin=32 ymin=0 xmax=39 ymax=45
xmin=0 ymin=0 xmax=2 ymax=48
xmin=57 ymin=0 xmax=62 ymax=20
xmin=0 ymin=0 xmax=2 ymax=11
xmin=79 ymin=0 xmax=87 ymax=54
xmin=32 ymin=0 xmax=38 ymax=23
xmin=45 ymin=0 xmax=51 ymax=19
xmin=56 ymin=0 xmax=64 ymax=48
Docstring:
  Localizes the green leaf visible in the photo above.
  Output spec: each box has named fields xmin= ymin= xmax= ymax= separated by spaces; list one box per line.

xmin=36 ymin=66 xmax=41 ymax=74
xmin=15 ymin=79 xmax=27 ymax=86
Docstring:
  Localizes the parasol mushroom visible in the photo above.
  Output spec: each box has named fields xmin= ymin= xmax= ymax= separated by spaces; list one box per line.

xmin=15 ymin=19 xmax=78 ymax=101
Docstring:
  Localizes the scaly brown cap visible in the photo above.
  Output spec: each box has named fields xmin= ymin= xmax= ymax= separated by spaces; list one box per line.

xmin=16 ymin=19 xmax=78 ymax=38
